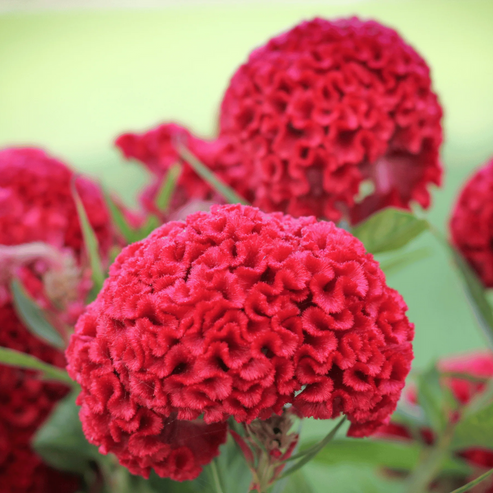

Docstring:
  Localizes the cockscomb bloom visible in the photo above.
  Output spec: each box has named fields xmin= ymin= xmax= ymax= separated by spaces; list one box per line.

xmin=0 ymin=147 xmax=113 ymax=258
xmin=0 ymin=305 xmax=80 ymax=493
xmin=0 ymin=147 xmax=114 ymax=492
xmin=115 ymin=123 xmax=248 ymax=221
xmin=450 ymin=158 xmax=493 ymax=287
xmin=379 ymin=352 xmax=493 ymax=491
xmin=67 ymin=204 xmax=414 ymax=480
xmin=218 ymin=17 xmax=443 ymax=223
xmin=0 ymin=147 xmax=114 ymax=321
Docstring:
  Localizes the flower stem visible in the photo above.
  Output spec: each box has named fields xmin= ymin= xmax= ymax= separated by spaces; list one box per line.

xmin=404 ymin=422 xmax=455 ymax=493
xmin=210 ymin=459 xmax=225 ymax=493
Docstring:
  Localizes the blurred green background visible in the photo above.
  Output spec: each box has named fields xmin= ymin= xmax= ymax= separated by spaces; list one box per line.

xmin=1 ymin=1 xmax=493 ymax=491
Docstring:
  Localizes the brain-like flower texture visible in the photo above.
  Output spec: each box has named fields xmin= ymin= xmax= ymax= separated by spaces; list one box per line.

xmin=219 ymin=17 xmax=443 ymax=223
xmin=0 ymin=147 xmax=114 ymax=492
xmin=450 ymin=157 xmax=493 ymax=287
xmin=67 ymin=204 xmax=414 ymax=481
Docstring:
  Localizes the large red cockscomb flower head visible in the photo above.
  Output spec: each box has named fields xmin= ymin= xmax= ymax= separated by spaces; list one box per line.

xmin=0 ymin=147 xmax=113 ymax=259
xmin=67 ymin=204 xmax=414 ymax=480
xmin=450 ymin=158 xmax=493 ymax=287
xmin=219 ymin=17 xmax=443 ymax=223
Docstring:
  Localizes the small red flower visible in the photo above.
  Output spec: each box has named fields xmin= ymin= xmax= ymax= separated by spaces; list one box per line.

xmin=218 ymin=17 xmax=443 ymax=223
xmin=379 ymin=352 xmax=493 ymax=490
xmin=0 ymin=147 xmax=115 ymax=492
xmin=116 ymin=123 xmax=246 ymax=220
xmin=67 ymin=204 xmax=413 ymax=480
xmin=450 ymin=158 xmax=493 ymax=287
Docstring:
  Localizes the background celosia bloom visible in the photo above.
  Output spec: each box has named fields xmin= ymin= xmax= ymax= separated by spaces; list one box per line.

xmin=379 ymin=352 xmax=493 ymax=491
xmin=0 ymin=306 xmax=80 ymax=493
xmin=450 ymin=158 xmax=493 ymax=287
xmin=0 ymin=147 xmax=114 ymax=492
xmin=116 ymin=123 xmax=247 ymax=220
xmin=218 ymin=17 xmax=443 ymax=223
xmin=0 ymin=147 xmax=113 ymax=257
xmin=67 ymin=204 xmax=414 ymax=481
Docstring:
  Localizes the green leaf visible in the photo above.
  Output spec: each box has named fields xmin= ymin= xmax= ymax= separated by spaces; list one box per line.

xmin=271 ymin=470 xmax=314 ymax=493
xmin=103 ymin=187 xmax=162 ymax=244
xmin=378 ymin=247 xmax=432 ymax=276
xmin=450 ymin=468 xmax=493 ymax=493
xmin=0 ymin=346 xmax=74 ymax=385
xmin=391 ymin=404 xmax=430 ymax=443
xmin=10 ymin=278 xmax=65 ymax=349
xmin=464 ymin=380 xmax=493 ymax=417
xmin=452 ymin=400 xmax=493 ymax=450
xmin=449 ymin=246 xmax=493 ymax=348
xmin=278 ymin=417 xmax=345 ymax=479
xmin=71 ymin=179 xmax=105 ymax=292
xmin=102 ymin=187 xmax=138 ymax=244
xmin=209 ymin=459 xmax=225 ymax=493
xmin=353 ymin=208 xmax=429 ymax=254
xmin=417 ymin=364 xmax=447 ymax=433
xmin=214 ymin=435 xmax=252 ymax=493
xmin=178 ymin=144 xmax=249 ymax=206
xmin=33 ymin=390 xmax=99 ymax=474
xmin=392 ymin=403 xmax=429 ymax=430
xmin=309 ymin=439 xmax=469 ymax=476
xmin=134 ymin=215 xmax=161 ymax=242
xmin=440 ymin=371 xmax=490 ymax=385
xmin=155 ymin=163 xmax=182 ymax=212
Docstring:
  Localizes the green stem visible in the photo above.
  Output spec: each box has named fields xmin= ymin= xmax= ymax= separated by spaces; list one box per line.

xmin=256 ymin=452 xmax=273 ymax=493
xmin=0 ymin=347 xmax=75 ymax=386
xmin=451 ymin=467 xmax=493 ymax=493
xmin=210 ymin=459 xmax=225 ymax=493
xmin=441 ymin=371 xmax=490 ymax=384
xmin=404 ymin=422 xmax=455 ymax=493
xmin=98 ymin=455 xmax=133 ymax=493
xmin=155 ymin=163 xmax=182 ymax=213
xmin=177 ymin=143 xmax=249 ymax=206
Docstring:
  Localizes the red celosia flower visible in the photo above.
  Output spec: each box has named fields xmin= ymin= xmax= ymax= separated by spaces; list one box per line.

xmin=115 ymin=123 xmax=252 ymax=221
xmin=450 ymin=158 xmax=493 ymax=287
xmin=379 ymin=352 xmax=493 ymax=490
xmin=67 ymin=204 xmax=414 ymax=479
xmin=116 ymin=124 xmax=221 ymax=219
xmin=0 ymin=147 xmax=113 ymax=259
xmin=0 ymin=304 xmax=79 ymax=493
xmin=0 ymin=147 xmax=115 ymax=492
xmin=218 ymin=17 xmax=443 ymax=223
